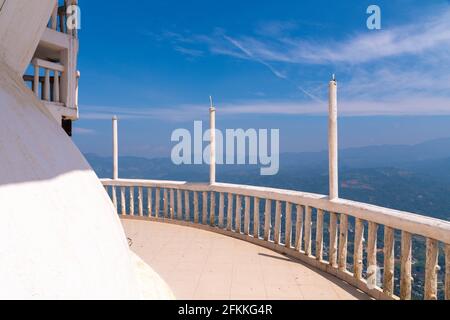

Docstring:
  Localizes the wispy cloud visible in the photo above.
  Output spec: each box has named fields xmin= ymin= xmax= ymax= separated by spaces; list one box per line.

xmin=139 ymin=6 xmax=450 ymax=117
xmin=223 ymin=35 xmax=287 ymax=79
xmin=73 ymin=127 xmax=96 ymax=135
xmin=255 ymin=20 xmax=299 ymax=37
xmin=173 ymin=46 xmax=204 ymax=57
xmin=222 ymin=34 xmax=327 ymax=104
xmin=203 ymin=7 xmax=450 ymax=65
xmin=80 ymin=105 xmax=207 ymax=122
xmin=80 ymin=94 xmax=450 ymax=122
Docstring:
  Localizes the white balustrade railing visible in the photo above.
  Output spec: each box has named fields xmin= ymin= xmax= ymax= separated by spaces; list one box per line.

xmin=101 ymin=178 xmax=450 ymax=300
xmin=23 ymin=58 xmax=80 ymax=119
xmin=23 ymin=58 xmax=64 ymax=104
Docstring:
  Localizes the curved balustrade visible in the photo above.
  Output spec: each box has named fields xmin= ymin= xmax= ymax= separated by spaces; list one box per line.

xmin=101 ymin=178 xmax=450 ymax=300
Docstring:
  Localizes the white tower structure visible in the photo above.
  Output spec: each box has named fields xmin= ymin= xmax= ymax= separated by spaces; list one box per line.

xmin=0 ymin=0 xmax=171 ymax=299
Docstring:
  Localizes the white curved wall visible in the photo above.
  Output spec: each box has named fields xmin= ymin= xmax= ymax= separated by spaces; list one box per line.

xmin=0 ymin=0 xmax=56 ymax=74
xmin=0 ymin=1 xmax=149 ymax=299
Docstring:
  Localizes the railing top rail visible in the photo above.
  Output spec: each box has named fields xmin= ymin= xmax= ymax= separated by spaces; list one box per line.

xmin=32 ymin=58 xmax=64 ymax=72
xmin=101 ymin=178 xmax=450 ymax=244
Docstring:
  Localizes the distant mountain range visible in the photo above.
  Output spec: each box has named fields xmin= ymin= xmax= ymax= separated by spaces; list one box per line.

xmin=85 ymin=137 xmax=450 ymax=221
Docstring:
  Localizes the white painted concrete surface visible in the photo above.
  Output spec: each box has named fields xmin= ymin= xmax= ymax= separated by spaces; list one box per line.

xmin=0 ymin=1 xmax=172 ymax=299
xmin=0 ymin=59 xmax=143 ymax=299
xmin=0 ymin=0 xmax=55 ymax=75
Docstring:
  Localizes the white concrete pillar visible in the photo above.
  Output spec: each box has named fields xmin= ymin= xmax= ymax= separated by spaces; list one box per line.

xmin=112 ymin=116 xmax=118 ymax=180
xmin=209 ymin=96 xmax=216 ymax=185
xmin=53 ymin=70 xmax=60 ymax=102
xmin=51 ymin=3 xmax=58 ymax=30
xmin=44 ymin=69 xmax=51 ymax=101
xmin=328 ymin=75 xmax=338 ymax=200
xmin=75 ymin=71 xmax=80 ymax=109
xmin=33 ymin=64 xmax=40 ymax=97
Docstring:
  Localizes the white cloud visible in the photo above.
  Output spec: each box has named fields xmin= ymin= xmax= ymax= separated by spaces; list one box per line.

xmin=134 ymin=6 xmax=450 ymax=118
xmin=80 ymin=94 xmax=450 ymax=121
xmin=73 ymin=127 xmax=96 ymax=135
xmin=224 ymin=97 xmax=450 ymax=116
xmin=173 ymin=46 xmax=203 ymax=57
xmin=206 ymin=7 xmax=450 ymax=65
xmin=80 ymin=105 xmax=208 ymax=122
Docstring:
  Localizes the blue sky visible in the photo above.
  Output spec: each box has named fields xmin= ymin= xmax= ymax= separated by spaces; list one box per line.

xmin=73 ymin=0 xmax=450 ymax=158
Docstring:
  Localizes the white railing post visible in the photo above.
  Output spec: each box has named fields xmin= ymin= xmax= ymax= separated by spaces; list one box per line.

xmin=53 ymin=70 xmax=60 ymax=103
xmin=44 ymin=68 xmax=51 ymax=101
xmin=112 ymin=116 xmax=118 ymax=180
xmin=51 ymin=4 xmax=58 ymax=30
xmin=209 ymin=96 xmax=216 ymax=185
xmin=328 ymin=74 xmax=339 ymax=200
xmin=75 ymin=71 xmax=80 ymax=110
xmin=33 ymin=63 xmax=40 ymax=97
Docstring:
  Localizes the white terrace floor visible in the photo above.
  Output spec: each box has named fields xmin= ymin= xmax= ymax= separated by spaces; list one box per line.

xmin=122 ymin=218 xmax=371 ymax=300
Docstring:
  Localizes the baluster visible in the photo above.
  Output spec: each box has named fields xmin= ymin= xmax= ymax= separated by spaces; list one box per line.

xmin=383 ymin=226 xmax=395 ymax=296
xmin=184 ymin=191 xmax=190 ymax=222
xmin=445 ymin=244 xmax=449 ymax=300
xmin=53 ymin=70 xmax=60 ymax=102
xmin=155 ymin=188 xmax=160 ymax=217
xmin=329 ymin=212 xmax=338 ymax=267
xmin=177 ymin=189 xmax=182 ymax=219
xmin=202 ymin=191 xmax=208 ymax=224
xmin=163 ymin=189 xmax=168 ymax=217
xmin=315 ymin=209 xmax=323 ymax=260
xmin=218 ymin=193 xmax=224 ymax=228
xmin=129 ymin=187 xmax=134 ymax=216
xmin=210 ymin=192 xmax=215 ymax=226
xmin=170 ymin=189 xmax=175 ymax=219
xmin=338 ymin=213 xmax=348 ymax=271
xmin=111 ymin=186 xmax=117 ymax=211
xmin=244 ymin=196 xmax=250 ymax=235
xmin=354 ymin=218 xmax=364 ymax=281
xmin=274 ymin=201 xmax=281 ymax=245
xmin=400 ymin=231 xmax=412 ymax=300
xmin=147 ymin=188 xmax=152 ymax=217
xmin=138 ymin=187 xmax=143 ymax=217
xmin=235 ymin=195 xmax=241 ymax=233
xmin=33 ymin=64 xmax=40 ymax=97
xmin=59 ymin=10 xmax=65 ymax=33
xmin=51 ymin=4 xmax=58 ymax=30
xmin=424 ymin=238 xmax=439 ymax=300
xmin=226 ymin=193 xmax=233 ymax=231
xmin=264 ymin=199 xmax=271 ymax=241
xmin=304 ymin=206 xmax=312 ymax=256
xmin=253 ymin=197 xmax=260 ymax=239
xmin=120 ymin=187 xmax=126 ymax=216
xmin=295 ymin=205 xmax=304 ymax=251
xmin=285 ymin=203 xmax=292 ymax=248
xmin=193 ymin=192 xmax=199 ymax=223
xmin=44 ymin=68 xmax=50 ymax=101
xmin=367 ymin=222 xmax=378 ymax=289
